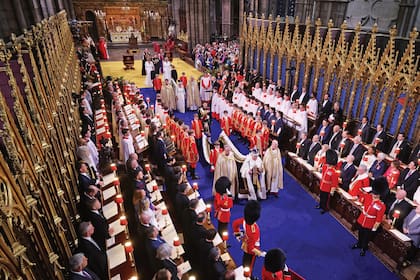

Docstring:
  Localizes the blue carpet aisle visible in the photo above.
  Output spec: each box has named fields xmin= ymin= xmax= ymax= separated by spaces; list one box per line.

xmin=140 ymin=88 xmax=398 ymax=280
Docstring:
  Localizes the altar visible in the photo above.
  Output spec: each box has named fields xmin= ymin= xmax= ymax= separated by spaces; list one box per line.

xmin=110 ymin=31 xmax=142 ymax=43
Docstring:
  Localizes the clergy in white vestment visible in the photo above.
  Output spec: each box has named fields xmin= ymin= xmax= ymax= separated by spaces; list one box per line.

xmin=240 ymin=149 xmax=266 ymax=200
xmin=144 ymin=59 xmax=155 ymax=87
xmin=213 ymin=145 xmax=239 ymax=197
xmin=263 ymin=140 xmax=283 ymax=197
xmin=162 ymin=57 xmax=172 ymax=82
xmin=307 ymin=93 xmax=319 ymax=118
xmin=175 ymin=82 xmax=186 ymax=113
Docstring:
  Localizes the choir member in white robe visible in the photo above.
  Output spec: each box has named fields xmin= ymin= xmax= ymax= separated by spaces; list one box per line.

xmin=162 ymin=57 xmax=172 ymax=82
xmin=144 ymin=59 xmax=155 ymax=87
xmin=121 ymin=128 xmax=135 ymax=163
xmin=240 ymin=149 xmax=266 ymax=200
xmin=200 ymin=73 xmax=212 ymax=102
xmin=307 ymin=93 xmax=318 ymax=118
xmin=263 ymin=140 xmax=283 ymax=196
xmin=280 ymin=95 xmax=292 ymax=114
xmin=175 ymin=82 xmax=186 ymax=113
xmin=84 ymin=130 xmax=99 ymax=167
xmin=296 ymin=104 xmax=308 ymax=137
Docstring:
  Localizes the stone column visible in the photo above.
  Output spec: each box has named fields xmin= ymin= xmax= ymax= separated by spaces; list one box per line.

xmin=39 ymin=0 xmax=50 ymax=19
xmin=221 ymin=0 xmax=232 ymax=37
xmin=259 ymin=0 xmax=269 ymax=16
xmin=45 ymin=0 xmax=56 ymax=16
xmin=172 ymin=0 xmax=181 ymax=34
xmin=28 ymin=0 xmax=43 ymax=23
xmin=397 ymin=0 xmax=416 ymax=37
xmin=209 ymin=0 xmax=217 ymax=35
xmin=13 ymin=0 xmax=28 ymax=31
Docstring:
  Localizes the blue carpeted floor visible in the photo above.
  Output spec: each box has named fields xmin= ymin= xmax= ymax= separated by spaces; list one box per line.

xmin=141 ymin=88 xmax=398 ymax=280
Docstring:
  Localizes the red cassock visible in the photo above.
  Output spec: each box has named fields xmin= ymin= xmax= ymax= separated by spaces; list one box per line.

xmin=180 ymin=76 xmax=188 ymax=88
xmin=250 ymin=135 xmax=264 ymax=153
xmin=191 ymin=119 xmax=203 ymax=139
xmin=186 ymin=137 xmax=199 ymax=168
xmin=153 ymin=77 xmax=162 ymax=91
xmin=232 ymin=218 xmax=261 ymax=256
xmin=215 ymin=193 xmax=233 ymax=223
xmin=181 ymin=133 xmax=189 ymax=156
xmin=262 ymin=127 xmax=270 ymax=150
xmin=348 ymin=175 xmax=370 ymax=199
xmin=320 ymin=166 xmax=339 ymax=193
xmin=221 ymin=116 xmax=232 ymax=136
xmin=210 ymin=148 xmax=224 ymax=170
xmin=253 ymin=122 xmax=262 ymax=136
xmin=357 ymin=194 xmax=385 ymax=229
xmin=232 ymin=111 xmax=239 ymax=130
xmin=246 ymin=119 xmax=256 ymax=140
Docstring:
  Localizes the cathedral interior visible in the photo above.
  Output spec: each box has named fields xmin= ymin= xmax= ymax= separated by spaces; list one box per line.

xmin=0 ymin=0 xmax=419 ymax=280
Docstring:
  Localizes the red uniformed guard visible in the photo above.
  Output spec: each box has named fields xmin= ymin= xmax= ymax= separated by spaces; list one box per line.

xmin=214 ymin=176 xmax=234 ymax=236
xmin=352 ymin=190 xmax=385 ymax=256
xmin=180 ymin=72 xmax=188 ymax=88
xmin=233 ymin=200 xmax=266 ymax=277
xmin=186 ymin=130 xmax=199 ymax=179
xmin=191 ymin=113 xmax=203 ymax=140
xmin=262 ymin=248 xmax=290 ymax=280
xmin=220 ymin=110 xmax=232 ymax=136
xmin=316 ymin=150 xmax=338 ymax=214
xmin=210 ymin=141 xmax=224 ymax=172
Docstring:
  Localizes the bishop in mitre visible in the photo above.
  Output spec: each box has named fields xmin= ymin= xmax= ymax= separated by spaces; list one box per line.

xmin=263 ymin=140 xmax=283 ymax=197
xmin=186 ymin=76 xmax=201 ymax=110
xmin=240 ymin=149 xmax=266 ymax=200
xmin=160 ymin=79 xmax=176 ymax=111
xmin=213 ymin=145 xmax=239 ymax=198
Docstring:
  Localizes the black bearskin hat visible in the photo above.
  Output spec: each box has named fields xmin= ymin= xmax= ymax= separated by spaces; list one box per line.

xmin=264 ymin=248 xmax=287 ymax=273
xmin=244 ymin=200 xmax=261 ymax=225
xmin=215 ymin=176 xmax=231 ymax=195
xmin=325 ymin=149 xmax=338 ymax=165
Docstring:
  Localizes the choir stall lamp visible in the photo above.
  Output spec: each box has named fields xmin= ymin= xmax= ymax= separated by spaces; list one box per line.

xmin=113 ymin=178 xmax=120 ymax=193
xmin=243 ymin=267 xmax=251 ymax=279
xmin=161 ymin=206 xmax=169 ymax=227
xmin=115 ymin=194 xmax=124 ymax=212
xmin=206 ymin=204 xmax=212 ymax=225
xmin=392 ymin=210 xmax=400 ymax=228
xmin=222 ymin=231 xmax=229 ymax=249
xmin=192 ymin=183 xmax=199 ymax=198
xmin=173 ymin=236 xmax=181 ymax=259
xmin=119 ymin=215 xmax=129 ymax=238
xmin=124 ymin=241 xmax=134 ymax=267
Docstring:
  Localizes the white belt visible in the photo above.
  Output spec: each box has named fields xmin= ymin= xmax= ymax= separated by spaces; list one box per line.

xmin=220 ymin=208 xmax=230 ymax=212
xmin=363 ymin=212 xmax=376 ymax=219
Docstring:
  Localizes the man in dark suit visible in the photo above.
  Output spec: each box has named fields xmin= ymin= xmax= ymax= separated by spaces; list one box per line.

xmin=175 ymin=183 xmax=190 ymax=222
xmin=389 ymin=133 xmax=410 ymax=164
xmin=319 ymin=93 xmax=332 ymax=121
xmin=190 ymin=213 xmax=208 ymax=268
xmin=145 ymin=226 xmax=166 ymax=275
xmin=80 ymin=107 xmax=94 ymax=134
xmin=359 ymin=116 xmax=370 ymax=143
xmin=369 ymin=152 xmax=388 ymax=179
xmin=290 ymin=84 xmax=300 ymax=102
xmin=298 ymin=87 xmax=310 ymax=105
xmin=69 ymin=253 xmax=100 ymax=280
xmin=328 ymin=125 xmax=342 ymax=151
xmin=317 ymin=119 xmax=332 ymax=144
xmin=340 ymin=131 xmax=353 ymax=157
xmin=134 ymin=212 xmax=153 ymax=279
xmin=386 ymin=190 xmax=413 ymax=231
xmin=198 ymin=229 xmax=217 ymax=277
xmin=307 ymin=134 xmax=322 ymax=166
xmin=370 ymin=123 xmax=386 ymax=152
xmin=155 ymin=131 xmax=169 ymax=170
xmin=78 ymin=187 xmax=100 ymax=223
xmin=77 ymin=222 xmax=108 ymax=280
xmin=397 ymin=161 xmax=420 ymax=200
xmin=347 ymin=136 xmax=366 ymax=166
xmin=340 ymin=155 xmax=357 ymax=192
xmin=402 ymin=206 xmax=420 ymax=262
xmin=78 ymin=162 xmax=102 ymax=194
xmin=330 ymin=102 xmax=344 ymax=125
xmin=297 ymin=132 xmax=311 ymax=159
xmin=84 ymin=199 xmax=110 ymax=251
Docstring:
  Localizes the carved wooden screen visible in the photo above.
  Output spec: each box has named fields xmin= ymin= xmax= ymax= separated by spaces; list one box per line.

xmin=240 ymin=14 xmax=420 ymax=144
